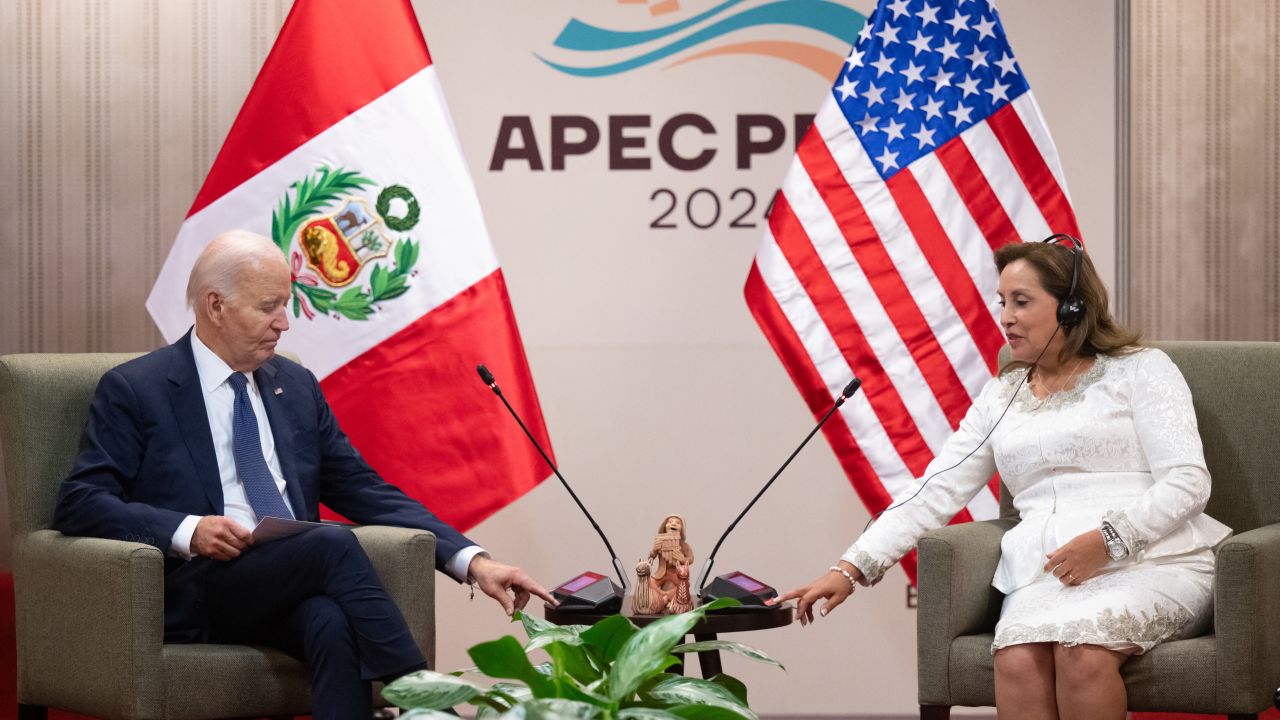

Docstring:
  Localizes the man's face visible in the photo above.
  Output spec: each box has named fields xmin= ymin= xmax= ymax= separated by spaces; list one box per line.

xmin=665 ymin=517 xmax=682 ymax=534
xmin=212 ymin=258 xmax=291 ymax=372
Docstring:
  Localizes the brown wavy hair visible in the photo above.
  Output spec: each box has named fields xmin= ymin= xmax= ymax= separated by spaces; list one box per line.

xmin=994 ymin=241 xmax=1141 ymax=367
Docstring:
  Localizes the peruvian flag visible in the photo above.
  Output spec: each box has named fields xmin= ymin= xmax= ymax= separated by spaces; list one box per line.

xmin=146 ymin=0 xmax=552 ymax=531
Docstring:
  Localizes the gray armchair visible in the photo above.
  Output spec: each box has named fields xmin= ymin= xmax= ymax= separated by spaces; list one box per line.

xmin=0 ymin=353 xmax=438 ymax=719
xmin=916 ymin=341 xmax=1280 ymax=719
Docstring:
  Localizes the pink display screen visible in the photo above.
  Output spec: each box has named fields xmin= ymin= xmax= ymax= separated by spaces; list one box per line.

xmin=727 ymin=572 xmax=766 ymax=592
xmin=559 ymin=572 xmax=604 ymax=593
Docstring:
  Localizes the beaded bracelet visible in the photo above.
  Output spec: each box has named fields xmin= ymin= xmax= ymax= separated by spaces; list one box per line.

xmin=828 ymin=565 xmax=857 ymax=593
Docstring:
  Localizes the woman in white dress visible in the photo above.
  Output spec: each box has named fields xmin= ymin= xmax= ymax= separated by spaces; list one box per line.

xmin=772 ymin=237 xmax=1231 ymax=720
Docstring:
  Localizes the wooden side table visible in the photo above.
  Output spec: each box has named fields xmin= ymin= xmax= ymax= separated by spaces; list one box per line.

xmin=543 ymin=601 xmax=793 ymax=678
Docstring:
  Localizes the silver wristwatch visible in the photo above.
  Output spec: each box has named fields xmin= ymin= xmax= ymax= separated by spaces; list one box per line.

xmin=1100 ymin=520 xmax=1129 ymax=561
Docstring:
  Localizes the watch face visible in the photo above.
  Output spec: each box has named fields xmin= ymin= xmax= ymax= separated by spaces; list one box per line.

xmin=1106 ymin=540 xmax=1126 ymax=560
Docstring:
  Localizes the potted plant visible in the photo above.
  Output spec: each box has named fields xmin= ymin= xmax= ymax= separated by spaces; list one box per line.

xmin=383 ymin=598 xmax=783 ymax=719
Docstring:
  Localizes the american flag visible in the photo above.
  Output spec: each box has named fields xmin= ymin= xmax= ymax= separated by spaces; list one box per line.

xmin=744 ymin=0 xmax=1079 ymax=582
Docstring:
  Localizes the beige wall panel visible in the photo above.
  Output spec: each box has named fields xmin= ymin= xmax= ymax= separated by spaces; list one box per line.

xmin=1130 ymin=0 xmax=1280 ymax=340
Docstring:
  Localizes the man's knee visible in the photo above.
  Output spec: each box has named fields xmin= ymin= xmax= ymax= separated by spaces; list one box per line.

xmin=296 ymin=596 xmax=355 ymax=657
xmin=302 ymin=524 xmax=362 ymax=551
xmin=294 ymin=525 xmax=368 ymax=568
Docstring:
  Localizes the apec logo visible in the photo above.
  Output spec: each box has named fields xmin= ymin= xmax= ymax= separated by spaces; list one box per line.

xmin=490 ymin=1 xmax=870 ymax=232
xmin=538 ymin=0 xmax=867 ymax=79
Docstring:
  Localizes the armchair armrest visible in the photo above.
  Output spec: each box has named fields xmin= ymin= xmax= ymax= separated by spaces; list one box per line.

xmin=351 ymin=525 xmax=437 ymax=668
xmin=916 ymin=518 xmax=1016 ymax=705
xmin=13 ymin=529 xmax=166 ymax=716
xmin=1213 ymin=522 xmax=1280 ymax=711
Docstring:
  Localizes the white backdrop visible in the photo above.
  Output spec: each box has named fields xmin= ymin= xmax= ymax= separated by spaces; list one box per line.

xmin=414 ymin=0 xmax=1117 ymax=714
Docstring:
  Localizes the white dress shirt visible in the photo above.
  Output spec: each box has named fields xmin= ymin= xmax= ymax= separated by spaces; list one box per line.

xmin=171 ymin=332 xmax=486 ymax=582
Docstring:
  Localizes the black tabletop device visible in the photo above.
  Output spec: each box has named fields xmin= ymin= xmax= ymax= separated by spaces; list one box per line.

xmin=551 ymin=571 xmax=624 ymax=613
xmin=700 ymin=570 xmax=778 ymax=607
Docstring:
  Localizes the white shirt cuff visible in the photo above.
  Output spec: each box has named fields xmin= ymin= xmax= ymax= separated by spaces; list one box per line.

xmin=445 ymin=545 xmax=488 ymax=583
xmin=170 ymin=515 xmax=202 ymax=560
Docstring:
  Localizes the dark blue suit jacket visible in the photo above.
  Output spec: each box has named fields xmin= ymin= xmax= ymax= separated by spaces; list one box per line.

xmin=53 ymin=330 xmax=473 ymax=641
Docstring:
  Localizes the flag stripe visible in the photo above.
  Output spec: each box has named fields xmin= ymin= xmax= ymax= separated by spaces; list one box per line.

xmin=767 ymin=195 xmax=937 ymax=475
xmin=883 ymin=168 xmax=1005 ymax=370
xmin=744 ymin=1 xmax=1074 ymax=583
xmin=745 ymin=262 xmax=923 ymax=584
xmin=154 ymin=0 xmax=552 ymax=534
xmin=814 ymin=105 xmax=993 ymax=403
xmin=320 ymin=269 xmax=550 ymax=531
xmin=986 ymin=104 xmax=1080 ymax=236
xmin=797 ymin=132 xmax=973 ymax=430
xmin=1010 ymin=94 xmax=1073 ymax=208
xmin=934 ymin=137 xmax=1020 ymax=252
xmin=962 ymin=122 xmax=1053 ymax=243
xmin=753 ymin=236 xmax=917 ymax=497
xmin=909 ymin=151 xmax=1003 ymax=325
xmin=783 ymin=162 xmax=956 ymax=454
xmin=187 ymin=0 xmax=431 ymax=217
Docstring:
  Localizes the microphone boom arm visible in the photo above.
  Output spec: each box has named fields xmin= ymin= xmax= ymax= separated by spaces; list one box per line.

xmin=696 ymin=378 xmax=861 ymax=592
xmin=479 ymin=367 xmax=630 ymax=592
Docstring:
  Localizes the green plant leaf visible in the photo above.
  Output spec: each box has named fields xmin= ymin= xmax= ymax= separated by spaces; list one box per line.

xmin=618 ymin=709 xmax=683 ymax=720
xmin=546 ymin=640 xmax=604 ymax=687
xmin=579 ymin=613 xmax=637 ymax=665
xmin=382 ymin=669 xmax=485 ymax=710
xmin=666 ymin=705 xmax=755 ymax=720
xmin=706 ymin=674 xmax=748 ymax=706
xmin=527 ymin=628 xmax=587 ymax=652
xmin=402 ymin=709 xmax=470 ymax=720
xmin=669 ymin=640 xmax=784 ymax=670
xmin=645 ymin=677 xmax=755 ymax=719
xmin=470 ymin=636 xmax=555 ymax=697
xmin=700 ymin=597 xmax=742 ymax=612
xmin=497 ymin=699 xmax=603 ymax=720
xmin=607 ymin=603 xmax=726 ymax=702
xmin=491 ymin=682 xmax=534 ymax=706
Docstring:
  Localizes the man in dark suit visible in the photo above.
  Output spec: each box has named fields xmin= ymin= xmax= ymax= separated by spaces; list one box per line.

xmin=53 ymin=230 xmax=554 ymax=719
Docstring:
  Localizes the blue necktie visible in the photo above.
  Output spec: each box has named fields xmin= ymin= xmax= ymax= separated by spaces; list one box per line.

xmin=227 ymin=372 xmax=293 ymax=521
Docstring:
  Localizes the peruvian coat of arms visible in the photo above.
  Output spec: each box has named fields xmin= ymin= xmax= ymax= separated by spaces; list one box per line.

xmin=271 ymin=165 xmax=421 ymax=321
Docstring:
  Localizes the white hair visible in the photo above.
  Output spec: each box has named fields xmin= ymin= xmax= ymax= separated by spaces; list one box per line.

xmin=186 ymin=230 xmax=287 ymax=311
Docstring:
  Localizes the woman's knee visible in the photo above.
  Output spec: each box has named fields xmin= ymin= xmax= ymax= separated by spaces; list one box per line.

xmin=994 ymin=643 xmax=1054 ymax=685
xmin=1053 ymin=644 xmax=1124 ymax=690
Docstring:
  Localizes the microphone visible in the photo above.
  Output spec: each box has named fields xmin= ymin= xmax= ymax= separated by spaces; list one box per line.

xmin=696 ymin=376 xmax=862 ymax=605
xmin=475 ymin=364 xmax=629 ymax=612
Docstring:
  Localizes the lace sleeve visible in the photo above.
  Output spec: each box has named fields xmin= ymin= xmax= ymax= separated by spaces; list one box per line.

xmin=840 ymin=373 xmax=1009 ymax=584
xmin=1112 ymin=349 xmax=1212 ymax=554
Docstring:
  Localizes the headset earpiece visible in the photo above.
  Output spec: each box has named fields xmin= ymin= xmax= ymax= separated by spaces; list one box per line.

xmin=1041 ymin=234 xmax=1085 ymax=328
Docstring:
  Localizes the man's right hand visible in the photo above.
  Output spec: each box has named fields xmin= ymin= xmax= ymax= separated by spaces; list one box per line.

xmin=191 ymin=516 xmax=253 ymax=561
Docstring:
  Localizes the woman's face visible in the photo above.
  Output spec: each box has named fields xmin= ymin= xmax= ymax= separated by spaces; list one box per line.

xmin=664 ymin=516 xmax=683 ymax=534
xmin=998 ymin=259 xmax=1067 ymax=365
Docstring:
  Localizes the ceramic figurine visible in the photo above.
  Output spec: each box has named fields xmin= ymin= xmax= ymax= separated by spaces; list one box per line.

xmin=633 ymin=559 xmax=659 ymax=615
xmin=647 ymin=514 xmax=695 ymax=614
xmin=666 ymin=563 xmax=694 ymax=614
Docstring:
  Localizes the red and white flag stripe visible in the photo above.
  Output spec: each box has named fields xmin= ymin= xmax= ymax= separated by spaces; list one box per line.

xmin=746 ymin=2 xmax=1077 ymax=582
xmin=148 ymin=0 xmax=551 ymax=531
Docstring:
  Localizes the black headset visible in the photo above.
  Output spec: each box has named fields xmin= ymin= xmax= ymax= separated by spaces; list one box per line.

xmin=1041 ymin=233 xmax=1085 ymax=328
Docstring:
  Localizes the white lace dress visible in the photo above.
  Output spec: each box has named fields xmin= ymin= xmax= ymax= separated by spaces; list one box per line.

xmin=843 ymin=348 xmax=1232 ymax=654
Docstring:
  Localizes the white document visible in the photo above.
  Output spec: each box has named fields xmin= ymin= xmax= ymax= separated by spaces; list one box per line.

xmin=252 ymin=516 xmax=326 ymax=543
